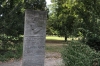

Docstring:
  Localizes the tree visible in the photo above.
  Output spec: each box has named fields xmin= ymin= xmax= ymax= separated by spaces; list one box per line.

xmin=49 ymin=0 xmax=76 ymax=42
xmin=46 ymin=2 xmax=58 ymax=35
xmin=0 ymin=0 xmax=24 ymax=50
xmin=0 ymin=0 xmax=47 ymax=50
xmin=74 ymin=0 xmax=100 ymax=51
xmin=49 ymin=0 xmax=100 ymax=43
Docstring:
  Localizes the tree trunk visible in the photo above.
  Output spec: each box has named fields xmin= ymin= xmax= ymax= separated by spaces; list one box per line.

xmin=65 ymin=33 xmax=67 ymax=42
xmin=65 ymin=36 xmax=67 ymax=42
xmin=64 ymin=26 xmax=67 ymax=42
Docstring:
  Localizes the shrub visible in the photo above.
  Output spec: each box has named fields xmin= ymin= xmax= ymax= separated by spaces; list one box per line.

xmin=61 ymin=41 xmax=100 ymax=66
xmin=86 ymin=35 xmax=100 ymax=51
xmin=0 ymin=43 xmax=23 ymax=62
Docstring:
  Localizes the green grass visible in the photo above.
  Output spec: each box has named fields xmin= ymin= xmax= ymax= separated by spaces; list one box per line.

xmin=46 ymin=36 xmax=79 ymax=41
xmin=46 ymin=44 xmax=63 ymax=52
xmin=46 ymin=36 xmax=64 ymax=40
xmin=46 ymin=36 xmax=64 ymax=52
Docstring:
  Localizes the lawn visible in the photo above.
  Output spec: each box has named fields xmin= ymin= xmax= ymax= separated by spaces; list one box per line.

xmin=46 ymin=36 xmax=64 ymax=53
xmin=46 ymin=36 xmax=78 ymax=41
xmin=46 ymin=36 xmax=64 ymax=40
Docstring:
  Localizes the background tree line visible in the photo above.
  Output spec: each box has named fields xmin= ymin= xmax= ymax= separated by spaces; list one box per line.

xmin=47 ymin=0 xmax=100 ymax=50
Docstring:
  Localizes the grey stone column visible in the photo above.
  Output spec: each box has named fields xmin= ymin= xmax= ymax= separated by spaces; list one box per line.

xmin=22 ymin=10 xmax=47 ymax=66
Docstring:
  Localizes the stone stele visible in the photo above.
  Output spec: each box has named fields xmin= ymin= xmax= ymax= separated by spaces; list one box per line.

xmin=22 ymin=10 xmax=47 ymax=66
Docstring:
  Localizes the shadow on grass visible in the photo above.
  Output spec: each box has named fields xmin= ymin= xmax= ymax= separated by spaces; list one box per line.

xmin=46 ymin=40 xmax=65 ymax=44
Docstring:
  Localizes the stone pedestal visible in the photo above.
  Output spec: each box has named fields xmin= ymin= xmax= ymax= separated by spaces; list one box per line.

xmin=22 ymin=10 xmax=47 ymax=66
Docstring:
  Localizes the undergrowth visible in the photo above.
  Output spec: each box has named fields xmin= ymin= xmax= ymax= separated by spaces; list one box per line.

xmin=0 ymin=43 xmax=23 ymax=62
xmin=61 ymin=41 xmax=100 ymax=66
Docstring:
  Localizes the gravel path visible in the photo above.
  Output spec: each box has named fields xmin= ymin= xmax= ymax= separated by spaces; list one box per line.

xmin=0 ymin=52 xmax=63 ymax=66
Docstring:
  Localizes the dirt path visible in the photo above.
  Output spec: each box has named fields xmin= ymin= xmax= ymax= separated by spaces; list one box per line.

xmin=0 ymin=52 xmax=63 ymax=66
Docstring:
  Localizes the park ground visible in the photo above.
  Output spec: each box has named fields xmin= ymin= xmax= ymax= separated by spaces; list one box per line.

xmin=0 ymin=36 xmax=65 ymax=66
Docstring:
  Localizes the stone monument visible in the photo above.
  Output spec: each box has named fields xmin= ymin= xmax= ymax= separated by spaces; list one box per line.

xmin=22 ymin=10 xmax=47 ymax=66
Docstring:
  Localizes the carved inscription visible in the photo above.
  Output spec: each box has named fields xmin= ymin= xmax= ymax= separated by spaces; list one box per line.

xmin=23 ymin=36 xmax=45 ymax=56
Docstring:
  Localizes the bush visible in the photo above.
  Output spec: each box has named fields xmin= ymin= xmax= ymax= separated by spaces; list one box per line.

xmin=61 ymin=41 xmax=100 ymax=66
xmin=86 ymin=35 xmax=100 ymax=51
xmin=0 ymin=43 xmax=23 ymax=62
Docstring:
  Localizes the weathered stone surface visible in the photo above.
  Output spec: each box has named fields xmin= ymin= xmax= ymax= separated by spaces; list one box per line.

xmin=22 ymin=10 xmax=47 ymax=66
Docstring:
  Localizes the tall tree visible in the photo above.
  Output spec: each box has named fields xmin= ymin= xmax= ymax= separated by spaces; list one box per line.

xmin=49 ymin=0 xmax=100 ymax=42
xmin=49 ymin=0 xmax=76 ymax=42
xmin=74 ymin=0 xmax=100 ymax=50
xmin=0 ymin=0 xmax=24 ymax=50
xmin=74 ymin=0 xmax=100 ymax=39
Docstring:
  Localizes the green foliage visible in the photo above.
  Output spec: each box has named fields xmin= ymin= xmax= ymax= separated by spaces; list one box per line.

xmin=0 ymin=0 xmax=47 ymax=52
xmin=0 ymin=43 xmax=23 ymax=62
xmin=61 ymin=41 xmax=100 ymax=66
xmin=49 ymin=0 xmax=100 ymax=42
xmin=0 ymin=34 xmax=23 ymax=50
xmin=24 ymin=0 xmax=46 ymax=10
xmin=0 ymin=0 xmax=24 ymax=36
xmin=86 ymin=33 xmax=100 ymax=51
xmin=0 ymin=0 xmax=47 ymax=62
xmin=48 ymin=0 xmax=77 ymax=41
xmin=0 ymin=0 xmax=24 ymax=51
